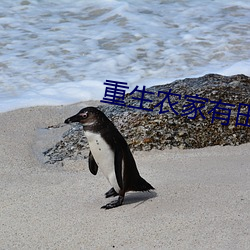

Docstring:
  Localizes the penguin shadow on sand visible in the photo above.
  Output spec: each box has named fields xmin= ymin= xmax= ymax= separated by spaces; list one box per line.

xmin=120 ymin=190 xmax=157 ymax=208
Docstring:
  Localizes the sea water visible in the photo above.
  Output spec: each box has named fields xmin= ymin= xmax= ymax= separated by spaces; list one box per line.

xmin=0 ymin=0 xmax=249 ymax=112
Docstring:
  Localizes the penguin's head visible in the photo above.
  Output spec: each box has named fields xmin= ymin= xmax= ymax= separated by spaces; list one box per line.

xmin=65 ymin=107 xmax=108 ymax=129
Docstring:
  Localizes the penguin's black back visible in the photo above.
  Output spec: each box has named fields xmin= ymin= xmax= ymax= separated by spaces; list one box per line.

xmin=98 ymin=113 xmax=154 ymax=192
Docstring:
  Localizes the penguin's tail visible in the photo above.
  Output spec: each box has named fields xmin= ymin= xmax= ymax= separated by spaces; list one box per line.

xmin=132 ymin=176 xmax=154 ymax=192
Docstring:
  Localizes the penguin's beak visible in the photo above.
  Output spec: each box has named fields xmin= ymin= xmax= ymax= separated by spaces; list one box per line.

xmin=64 ymin=114 xmax=81 ymax=124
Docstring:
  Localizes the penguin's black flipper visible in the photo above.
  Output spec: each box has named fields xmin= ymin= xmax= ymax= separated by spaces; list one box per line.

xmin=88 ymin=151 xmax=98 ymax=175
xmin=114 ymin=146 xmax=124 ymax=190
xmin=105 ymin=187 xmax=118 ymax=198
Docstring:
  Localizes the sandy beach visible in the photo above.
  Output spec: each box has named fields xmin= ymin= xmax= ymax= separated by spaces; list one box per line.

xmin=0 ymin=102 xmax=249 ymax=249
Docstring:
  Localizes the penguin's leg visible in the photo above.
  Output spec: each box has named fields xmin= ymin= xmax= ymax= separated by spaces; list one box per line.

xmin=101 ymin=190 xmax=125 ymax=209
xmin=105 ymin=187 xmax=118 ymax=198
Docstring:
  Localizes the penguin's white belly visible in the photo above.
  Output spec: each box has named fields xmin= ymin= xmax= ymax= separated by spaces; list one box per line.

xmin=85 ymin=131 xmax=120 ymax=193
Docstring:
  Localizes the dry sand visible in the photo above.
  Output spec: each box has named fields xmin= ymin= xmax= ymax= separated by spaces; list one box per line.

xmin=0 ymin=102 xmax=249 ymax=249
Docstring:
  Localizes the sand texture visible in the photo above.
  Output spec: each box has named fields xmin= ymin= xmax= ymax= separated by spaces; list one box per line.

xmin=0 ymin=102 xmax=249 ymax=249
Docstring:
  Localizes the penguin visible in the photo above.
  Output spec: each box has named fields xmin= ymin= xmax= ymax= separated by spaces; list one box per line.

xmin=64 ymin=107 xmax=154 ymax=209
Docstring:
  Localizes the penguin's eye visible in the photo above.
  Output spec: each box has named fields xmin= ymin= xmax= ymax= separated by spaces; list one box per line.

xmin=79 ymin=112 xmax=88 ymax=119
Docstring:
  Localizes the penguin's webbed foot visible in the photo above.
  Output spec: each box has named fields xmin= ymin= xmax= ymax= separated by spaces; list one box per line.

xmin=101 ymin=196 xmax=124 ymax=209
xmin=105 ymin=187 xmax=118 ymax=198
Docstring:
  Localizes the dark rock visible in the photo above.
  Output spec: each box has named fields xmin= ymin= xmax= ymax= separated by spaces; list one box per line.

xmin=43 ymin=74 xmax=250 ymax=164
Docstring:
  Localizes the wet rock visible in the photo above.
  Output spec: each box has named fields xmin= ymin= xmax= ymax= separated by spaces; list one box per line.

xmin=43 ymin=74 xmax=250 ymax=164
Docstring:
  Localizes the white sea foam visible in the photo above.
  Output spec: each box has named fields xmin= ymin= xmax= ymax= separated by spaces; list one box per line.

xmin=0 ymin=0 xmax=249 ymax=112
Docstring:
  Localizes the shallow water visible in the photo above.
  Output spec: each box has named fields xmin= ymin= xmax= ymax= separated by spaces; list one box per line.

xmin=0 ymin=0 xmax=249 ymax=112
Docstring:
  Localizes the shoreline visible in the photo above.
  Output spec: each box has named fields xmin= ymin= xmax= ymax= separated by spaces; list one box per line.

xmin=0 ymin=102 xmax=249 ymax=249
